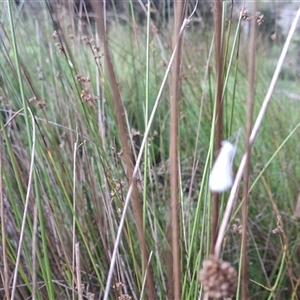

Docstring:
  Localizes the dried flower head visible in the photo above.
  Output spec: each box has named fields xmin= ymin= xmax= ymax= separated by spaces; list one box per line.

xmin=29 ymin=97 xmax=37 ymax=103
xmin=113 ymin=282 xmax=124 ymax=291
xmin=272 ymin=215 xmax=284 ymax=234
xmin=82 ymin=36 xmax=91 ymax=45
xmin=118 ymin=295 xmax=132 ymax=300
xmin=240 ymin=9 xmax=250 ymax=20
xmin=241 ymin=10 xmax=264 ymax=25
xmin=76 ymin=74 xmax=91 ymax=83
xmin=55 ymin=42 xmax=66 ymax=57
xmin=92 ymin=45 xmax=100 ymax=53
xmin=52 ymin=31 xmax=58 ymax=39
xmin=86 ymin=292 xmax=95 ymax=300
xmin=80 ymin=89 xmax=99 ymax=103
xmin=255 ymin=12 xmax=264 ymax=26
xmin=199 ymin=256 xmax=237 ymax=298
xmin=36 ymin=101 xmax=46 ymax=109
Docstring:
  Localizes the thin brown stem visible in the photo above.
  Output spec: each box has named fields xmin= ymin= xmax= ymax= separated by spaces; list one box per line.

xmin=242 ymin=1 xmax=257 ymax=299
xmin=211 ymin=0 xmax=224 ymax=255
xmin=90 ymin=2 xmax=156 ymax=299
xmin=168 ymin=1 xmax=186 ymax=299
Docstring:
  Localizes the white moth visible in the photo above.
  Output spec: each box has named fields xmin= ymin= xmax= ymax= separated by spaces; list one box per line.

xmin=209 ymin=140 xmax=236 ymax=193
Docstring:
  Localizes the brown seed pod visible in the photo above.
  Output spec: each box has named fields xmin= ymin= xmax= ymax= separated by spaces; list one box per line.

xmin=199 ymin=255 xmax=237 ymax=298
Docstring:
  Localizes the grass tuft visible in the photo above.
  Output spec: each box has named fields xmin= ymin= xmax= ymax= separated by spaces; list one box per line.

xmin=0 ymin=1 xmax=300 ymax=299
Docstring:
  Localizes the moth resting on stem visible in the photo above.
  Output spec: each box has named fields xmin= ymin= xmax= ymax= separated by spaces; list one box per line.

xmin=209 ymin=141 xmax=236 ymax=193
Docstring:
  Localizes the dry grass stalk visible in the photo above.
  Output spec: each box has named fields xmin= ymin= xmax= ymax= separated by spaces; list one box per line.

xmin=211 ymin=0 xmax=224 ymax=256
xmin=242 ymin=1 xmax=258 ymax=298
xmin=90 ymin=1 xmax=155 ymax=299
xmin=168 ymin=0 xmax=187 ymax=298
xmin=76 ymin=243 xmax=83 ymax=300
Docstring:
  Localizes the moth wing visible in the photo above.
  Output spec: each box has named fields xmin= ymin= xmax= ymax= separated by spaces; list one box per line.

xmin=209 ymin=144 xmax=235 ymax=193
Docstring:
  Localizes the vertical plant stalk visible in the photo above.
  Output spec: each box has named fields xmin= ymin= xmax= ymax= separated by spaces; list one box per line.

xmin=11 ymin=108 xmax=36 ymax=300
xmin=211 ymin=0 xmax=224 ymax=254
xmin=32 ymin=181 xmax=38 ymax=300
xmin=168 ymin=0 xmax=186 ymax=298
xmin=75 ymin=243 xmax=83 ymax=300
xmin=7 ymin=0 xmax=31 ymax=144
xmin=0 ymin=147 xmax=10 ymax=300
xmin=242 ymin=2 xmax=257 ymax=299
xmin=90 ymin=1 xmax=156 ymax=299
xmin=72 ymin=136 xmax=78 ymax=300
xmin=143 ymin=0 xmax=151 ymax=242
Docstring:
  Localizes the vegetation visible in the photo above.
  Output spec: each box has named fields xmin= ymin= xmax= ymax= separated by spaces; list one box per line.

xmin=0 ymin=1 xmax=300 ymax=299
